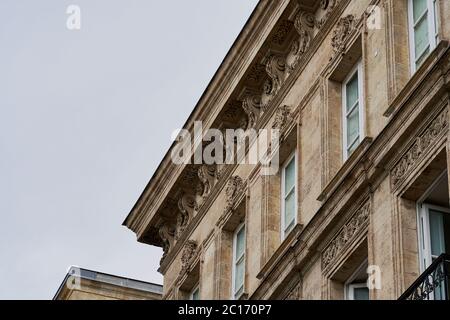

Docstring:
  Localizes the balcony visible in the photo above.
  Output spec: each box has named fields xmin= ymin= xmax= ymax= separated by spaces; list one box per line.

xmin=399 ymin=254 xmax=450 ymax=300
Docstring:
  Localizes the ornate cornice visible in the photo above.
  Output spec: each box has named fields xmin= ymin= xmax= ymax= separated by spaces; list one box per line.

xmin=128 ymin=0 xmax=354 ymax=274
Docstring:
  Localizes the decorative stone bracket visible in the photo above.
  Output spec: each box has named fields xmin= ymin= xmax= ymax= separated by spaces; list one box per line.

xmin=159 ymin=222 xmax=176 ymax=264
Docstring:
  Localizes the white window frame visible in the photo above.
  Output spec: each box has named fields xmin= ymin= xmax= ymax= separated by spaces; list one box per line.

xmin=346 ymin=283 xmax=369 ymax=300
xmin=281 ymin=151 xmax=298 ymax=240
xmin=342 ymin=60 xmax=364 ymax=161
xmin=408 ymin=0 xmax=439 ymax=73
xmin=344 ymin=259 xmax=369 ymax=300
xmin=418 ymin=203 xmax=449 ymax=271
xmin=416 ymin=171 xmax=449 ymax=272
xmin=231 ymin=223 xmax=246 ymax=300
xmin=190 ymin=284 xmax=200 ymax=300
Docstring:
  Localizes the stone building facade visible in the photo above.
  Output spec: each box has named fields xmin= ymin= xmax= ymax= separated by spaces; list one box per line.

xmin=124 ymin=0 xmax=450 ymax=300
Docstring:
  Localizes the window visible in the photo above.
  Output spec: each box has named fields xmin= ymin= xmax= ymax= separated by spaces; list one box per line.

xmin=281 ymin=152 xmax=297 ymax=239
xmin=408 ymin=0 xmax=439 ymax=72
xmin=190 ymin=285 xmax=200 ymax=300
xmin=347 ymin=283 xmax=370 ymax=300
xmin=418 ymin=204 xmax=450 ymax=268
xmin=342 ymin=61 xmax=364 ymax=160
xmin=232 ymin=223 xmax=246 ymax=300
xmin=345 ymin=261 xmax=369 ymax=300
xmin=418 ymin=203 xmax=450 ymax=299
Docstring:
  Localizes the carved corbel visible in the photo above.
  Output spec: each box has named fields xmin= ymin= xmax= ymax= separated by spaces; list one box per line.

xmin=159 ymin=222 xmax=176 ymax=263
xmin=260 ymin=54 xmax=287 ymax=109
xmin=265 ymin=54 xmax=287 ymax=94
xmin=198 ymin=164 xmax=217 ymax=197
xmin=286 ymin=11 xmax=315 ymax=72
xmin=242 ymin=93 xmax=263 ymax=129
xmin=317 ymin=0 xmax=338 ymax=29
xmin=176 ymin=193 xmax=198 ymax=240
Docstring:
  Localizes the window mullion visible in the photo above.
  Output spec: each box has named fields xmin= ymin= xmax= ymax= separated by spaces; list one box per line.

xmin=346 ymin=100 xmax=359 ymax=117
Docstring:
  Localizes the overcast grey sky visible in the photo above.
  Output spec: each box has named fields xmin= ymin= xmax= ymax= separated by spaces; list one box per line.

xmin=0 ymin=0 xmax=258 ymax=299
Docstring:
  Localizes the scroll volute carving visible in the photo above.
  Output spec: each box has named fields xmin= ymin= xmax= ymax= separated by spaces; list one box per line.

xmin=159 ymin=222 xmax=176 ymax=263
xmin=242 ymin=93 xmax=263 ymax=129
xmin=261 ymin=54 xmax=287 ymax=108
xmin=176 ymin=193 xmax=198 ymax=240
xmin=265 ymin=54 xmax=287 ymax=94
xmin=317 ymin=0 xmax=338 ymax=29
xmin=286 ymin=11 xmax=315 ymax=72
xmin=198 ymin=164 xmax=217 ymax=197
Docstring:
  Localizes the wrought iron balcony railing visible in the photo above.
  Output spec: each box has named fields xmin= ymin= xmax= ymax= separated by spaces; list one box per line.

xmin=399 ymin=253 xmax=450 ymax=300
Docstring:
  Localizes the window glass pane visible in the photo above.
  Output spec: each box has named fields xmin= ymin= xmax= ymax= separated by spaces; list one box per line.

xmin=234 ymin=260 xmax=244 ymax=295
xmin=284 ymin=191 xmax=295 ymax=231
xmin=353 ymin=287 xmax=370 ymax=300
xmin=429 ymin=210 xmax=445 ymax=257
xmin=413 ymin=0 xmax=427 ymax=22
xmin=284 ymin=156 xmax=295 ymax=193
xmin=192 ymin=288 xmax=199 ymax=300
xmin=236 ymin=226 xmax=245 ymax=259
xmin=347 ymin=107 xmax=359 ymax=148
xmin=414 ymin=15 xmax=430 ymax=59
xmin=416 ymin=47 xmax=430 ymax=68
xmin=346 ymin=74 xmax=359 ymax=113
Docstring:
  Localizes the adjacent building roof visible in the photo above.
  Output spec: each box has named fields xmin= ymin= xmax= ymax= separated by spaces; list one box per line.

xmin=54 ymin=266 xmax=163 ymax=300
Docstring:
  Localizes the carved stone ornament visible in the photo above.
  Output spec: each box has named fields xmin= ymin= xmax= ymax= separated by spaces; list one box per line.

xmin=321 ymin=0 xmax=331 ymax=10
xmin=286 ymin=11 xmax=315 ymax=72
xmin=159 ymin=222 xmax=176 ymax=264
xmin=198 ymin=165 xmax=217 ymax=197
xmin=242 ymin=94 xmax=263 ymax=129
xmin=270 ymin=20 xmax=293 ymax=46
xmin=317 ymin=0 xmax=338 ymax=29
xmin=322 ymin=201 xmax=371 ymax=270
xmin=225 ymin=176 xmax=245 ymax=212
xmin=272 ymin=105 xmax=293 ymax=130
xmin=180 ymin=240 xmax=198 ymax=274
xmin=331 ymin=14 xmax=359 ymax=56
xmin=176 ymin=193 xmax=198 ymax=240
xmin=265 ymin=54 xmax=287 ymax=95
xmin=285 ymin=280 xmax=302 ymax=300
xmin=391 ymin=108 xmax=449 ymax=187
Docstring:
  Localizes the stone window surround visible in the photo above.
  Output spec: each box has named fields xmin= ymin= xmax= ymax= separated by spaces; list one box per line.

xmin=385 ymin=0 xmax=443 ymax=104
xmin=388 ymin=94 xmax=449 ymax=297
xmin=214 ymin=180 xmax=249 ymax=300
xmin=260 ymin=120 xmax=301 ymax=268
xmin=322 ymin=23 xmax=366 ymax=185
xmin=320 ymin=195 xmax=371 ymax=300
xmin=342 ymin=59 xmax=365 ymax=160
